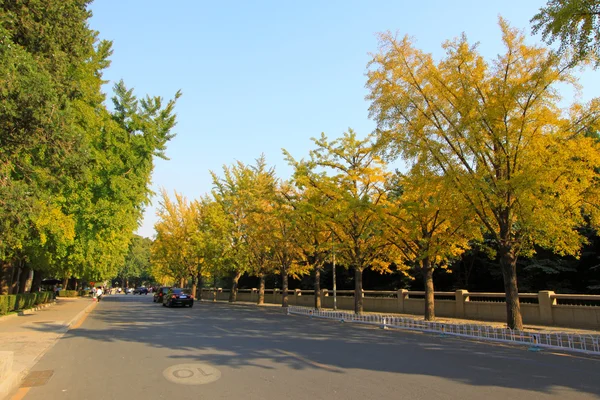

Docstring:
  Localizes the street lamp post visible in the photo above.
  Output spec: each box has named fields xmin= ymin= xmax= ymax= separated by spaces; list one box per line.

xmin=332 ymin=234 xmax=337 ymax=311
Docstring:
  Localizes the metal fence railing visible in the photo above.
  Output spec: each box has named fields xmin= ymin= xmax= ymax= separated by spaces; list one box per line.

xmin=286 ymin=306 xmax=600 ymax=355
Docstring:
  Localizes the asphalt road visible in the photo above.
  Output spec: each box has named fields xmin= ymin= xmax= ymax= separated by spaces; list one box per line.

xmin=15 ymin=294 xmax=600 ymax=400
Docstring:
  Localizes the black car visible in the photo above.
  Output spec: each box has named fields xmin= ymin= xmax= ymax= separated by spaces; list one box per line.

xmin=133 ymin=287 xmax=148 ymax=295
xmin=153 ymin=287 xmax=170 ymax=303
xmin=162 ymin=288 xmax=193 ymax=308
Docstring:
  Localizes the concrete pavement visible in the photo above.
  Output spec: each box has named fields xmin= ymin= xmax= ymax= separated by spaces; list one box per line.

xmin=9 ymin=295 xmax=600 ymax=400
xmin=0 ymin=297 xmax=96 ymax=399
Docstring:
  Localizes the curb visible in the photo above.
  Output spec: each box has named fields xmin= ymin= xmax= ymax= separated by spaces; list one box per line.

xmin=65 ymin=300 xmax=97 ymax=331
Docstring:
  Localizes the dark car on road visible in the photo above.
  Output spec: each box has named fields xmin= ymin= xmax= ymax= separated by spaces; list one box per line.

xmin=153 ymin=287 xmax=170 ymax=303
xmin=162 ymin=288 xmax=193 ymax=308
xmin=133 ymin=287 xmax=148 ymax=295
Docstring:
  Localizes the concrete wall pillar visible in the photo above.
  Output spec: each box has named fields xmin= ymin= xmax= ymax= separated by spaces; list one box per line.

xmin=538 ymin=290 xmax=556 ymax=325
xmin=397 ymin=289 xmax=408 ymax=313
xmin=455 ymin=290 xmax=469 ymax=318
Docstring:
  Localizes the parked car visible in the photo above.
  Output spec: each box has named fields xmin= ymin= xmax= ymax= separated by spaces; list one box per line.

xmin=153 ymin=287 xmax=170 ymax=303
xmin=133 ymin=287 xmax=148 ymax=295
xmin=162 ymin=288 xmax=193 ymax=308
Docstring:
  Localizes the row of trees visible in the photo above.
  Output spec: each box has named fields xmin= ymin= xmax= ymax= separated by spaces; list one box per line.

xmin=153 ymin=18 xmax=600 ymax=330
xmin=0 ymin=1 xmax=179 ymax=295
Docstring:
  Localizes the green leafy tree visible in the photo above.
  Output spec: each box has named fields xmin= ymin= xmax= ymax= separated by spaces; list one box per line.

xmin=0 ymin=0 xmax=180 ymax=293
xmin=532 ymin=0 xmax=600 ymax=66
xmin=120 ymin=235 xmax=153 ymax=288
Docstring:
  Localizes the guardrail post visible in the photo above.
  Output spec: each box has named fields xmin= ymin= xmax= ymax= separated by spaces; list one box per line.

xmin=397 ymin=289 xmax=408 ymax=313
xmin=455 ymin=290 xmax=469 ymax=318
xmin=538 ymin=290 xmax=556 ymax=325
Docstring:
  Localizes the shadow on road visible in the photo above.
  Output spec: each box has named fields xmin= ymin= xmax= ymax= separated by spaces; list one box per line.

xmin=31 ymin=294 xmax=600 ymax=397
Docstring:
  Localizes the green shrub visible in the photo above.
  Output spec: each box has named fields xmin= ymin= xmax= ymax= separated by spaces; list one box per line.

xmin=0 ymin=292 xmax=54 ymax=316
xmin=38 ymin=292 xmax=52 ymax=304
xmin=15 ymin=294 xmax=25 ymax=310
xmin=13 ymin=294 xmax=36 ymax=310
xmin=57 ymin=290 xmax=79 ymax=297
xmin=0 ymin=296 xmax=8 ymax=315
xmin=6 ymin=295 xmax=17 ymax=312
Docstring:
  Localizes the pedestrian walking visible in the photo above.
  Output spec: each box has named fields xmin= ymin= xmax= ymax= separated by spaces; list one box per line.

xmin=96 ymin=286 xmax=103 ymax=302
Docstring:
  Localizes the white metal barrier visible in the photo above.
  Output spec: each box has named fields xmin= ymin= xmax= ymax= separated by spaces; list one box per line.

xmin=287 ymin=306 xmax=600 ymax=355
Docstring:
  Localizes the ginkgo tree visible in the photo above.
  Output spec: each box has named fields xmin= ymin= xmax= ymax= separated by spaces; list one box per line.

xmin=366 ymin=19 xmax=600 ymax=329
xmin=284 ymin=185 xmax=332 ymax=309
xmin=211 ymin=156 xmax=276 ymax=302
xmin=286 ymin=130 xmax=396 ymax=314
xmin=382 ymin=163 xmax=479 ymax=321
xmin=271 ymin=182 xmax=311 ymax=307
xmin=152 ymin=189 xmax=201 ymax=292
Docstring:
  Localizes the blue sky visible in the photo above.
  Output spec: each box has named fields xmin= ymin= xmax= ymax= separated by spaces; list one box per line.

xmin=88 ymin=0 xmax=598 ymax=238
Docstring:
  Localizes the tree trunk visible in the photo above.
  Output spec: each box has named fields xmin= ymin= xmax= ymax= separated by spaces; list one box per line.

xmin=30 ymin=270 xmax=43 ymax=293
xmin=354 ymin=267 xmax=363 ymax=314
xmin=0 ymin=261 xmax=12 ymax=295
xmin=213 ymin=277 xmax=217 ymax=302
xmin=179 ymin=277 xmax=185 ymax=288
xmin=258 ymin=275 xmax=265 ymax=305
xmin=191 ymin=274 xmax=197 ymax=300
xmin=18 ymin=266 xmax=31 ymax=294
xmin=281 ymin=265 xmax=289 ymax=308
xmin=195 ymin=271 xmax=202 ymax=300
xmin=229 ymin=270 xmax=242 ymax=302
xmin=11 ymin=266 xmax=22 ymax=294
xmin=62 ymin=277 xmax=68 ymax=289
xmin=314 ymin=267 xmax=321 ymax=310
xmin=499 ymin=243 xmax=523 ymax=330
xmin=422 ymin=260 xmax=435 ymax=321
xmin=68 ymin=277 xmax=77 ymax=290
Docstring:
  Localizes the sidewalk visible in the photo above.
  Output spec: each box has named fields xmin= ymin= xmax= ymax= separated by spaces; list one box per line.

xmin=0 ymin=297 xmax=96 ymax=400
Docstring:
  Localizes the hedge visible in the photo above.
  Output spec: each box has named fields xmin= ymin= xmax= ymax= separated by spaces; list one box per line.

xmin=57 ymin=290 xmax=79 ymax=297
xmin=0 ymin=291 xmax=54 ymax=316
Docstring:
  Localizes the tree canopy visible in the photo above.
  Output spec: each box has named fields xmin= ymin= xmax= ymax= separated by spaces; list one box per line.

xmin=532 ymin=0 xmax=600 ymax=67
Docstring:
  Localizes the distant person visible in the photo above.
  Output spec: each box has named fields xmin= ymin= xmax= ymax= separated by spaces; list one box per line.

xmin=96 ymin=287 xmax=103 ymax=302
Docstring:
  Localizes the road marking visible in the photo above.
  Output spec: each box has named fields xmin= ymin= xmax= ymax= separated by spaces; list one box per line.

xmin=10 ymin=387 xmax=30 ymax=400
xmin=546 ymin=351 xmax=600 ymax=361
xmin=70 ymin=303 xmax=97 ymax=330
xmin=213 ymin=325 xmax=229 ymax=333
xmin=277 ymin=350 xmax=342 ymax=372
xmin=162 ymin=363 xmax=221 ymax=385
